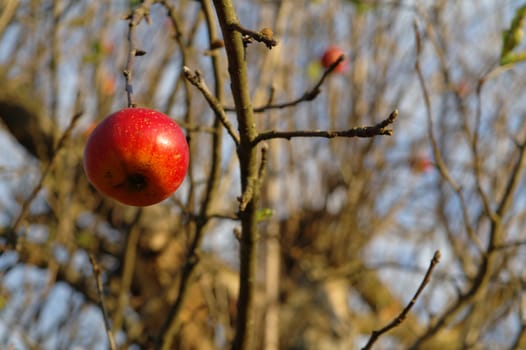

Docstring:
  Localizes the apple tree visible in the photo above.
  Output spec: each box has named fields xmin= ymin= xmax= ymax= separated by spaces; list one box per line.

xmin=0 ymin=1 xmax=525 ymax=350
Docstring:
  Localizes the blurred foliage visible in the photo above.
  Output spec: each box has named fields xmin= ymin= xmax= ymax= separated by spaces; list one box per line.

xmin=500 ymin=4 xmax=526 ymax=65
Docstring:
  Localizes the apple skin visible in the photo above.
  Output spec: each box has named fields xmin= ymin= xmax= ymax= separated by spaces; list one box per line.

xmin=83 ymin=108 xmax=189 ymax=206
xmin=321 ymin=46 xmax=347 ymax=73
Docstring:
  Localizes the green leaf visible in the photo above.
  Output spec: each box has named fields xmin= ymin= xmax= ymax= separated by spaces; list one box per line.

xmin=307 ymin=60 xmax=322 ymax=81
xmin=500 ymin=51 xmax=526 ymax=65
xmin=76 ymin=231 xmax=96 ymax=249
xmin=129 ymin=0 xmax=142 ymax=9
xmin=500 ymin=4 xmax=526 ymax=59
xmin=345 ymin=0 xmax=374 ymax=12
xmin=256 ymin=208 xmax=274 ymax=222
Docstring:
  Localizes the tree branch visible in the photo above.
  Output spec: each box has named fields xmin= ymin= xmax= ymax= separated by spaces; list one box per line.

xmin=362 ymin=250 xmax=441 ymax=350
xmin=155 ymin=1 xmax=229 ymax=349
xmin=238 ymin=144 xmax=268 ymax=212
xmin=89 ymin=254 xmax=117 ymax=350
xmin=213 ymin=1 xmax=261 ymax=349
xmin=413 ymin=20 xmax=458 ymax=190
xmin=253 ymin=109 xmax=398 ymax=145
xmin=122 ymin=0 xmax=154 ymax=107
xmin=229 ymin=22 xmax=278 ymax=49
xmin=413 ymin=19 xmax=484 ymax=253
xmin=183 ymin=66 xmax=240 ymax=144
xmin=3 ymin=111 xmax=83 ymax=253
xmin=224 ymin=55 xmax=346 ymax=113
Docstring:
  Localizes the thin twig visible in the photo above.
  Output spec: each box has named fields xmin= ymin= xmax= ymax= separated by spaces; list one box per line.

xmin=3 ymin=111 xmax=83 ymax=253
xmin=468 ymin=57 xmax=497 ymax=227
xmin=413 ymin=20 xmax=458 ymax=190
xmin=0 ymin=0 xmax=19 ymax=38
xmin=257 ymin=143 xmax=269 ymax=180
xmin=183 ymin=66 xmax=240 ymax=144
xmin=89 ymin=254 xmax=117 ymax=350
xmin=206 ymin=212 xmax=239 ymax=221
xmin=252 ymin=109 xmax=398 ymax=145
xmin=123 ymin=0 xmax=155 ymax=107
xmin=224 ymin=55 xmax=346 ymax=113
xmin=493 ymin=140 xmax=526 ymax=237
xmin=113 ymin=209 xmax=142 ymax=333
xmin=410 ymin=20 xmax=517 ymax=346
xmin=158 ymin=0 xmax=194 ymax=130
xmin=493 ymin=237 xmax=526 ymax=251
xmin=361 ymin=250 xmax=441 ymax=350
xmin=413 ymin=20 xmax=484 ymax=253
xmin=264 ymin=86 xmax=276 ymax=107
xmin=155 ymin=1 xmax=227 ymax=349
xmin=156 ymin=250 xmax=200 ymax=350
xmin=239 ymin=144 xmax=269 ymax=211
xmin=229 ymin=22 xmax=278 ymax=49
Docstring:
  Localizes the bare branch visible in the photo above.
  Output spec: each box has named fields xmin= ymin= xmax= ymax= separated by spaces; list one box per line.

xmin=225 ymin=55 xmax=346 ymax=114
xmin=257 ymin=143 xmax=269 ymax=181
xmin=89 ymin=254 xmax=117 ymax=350
xmin=183 ymin=66 xmax=240 ymax=144
xmin=112 ymin=210 xmax=142 ymax=333
xmin=155 ymin=2 xmax=229 ymax=349
xmin=252 ymin=109 xmax=398 ymax=144
xmin=413 ymin=19 xmax=484 ymax=253
xmin=3 ymin=111 xmax=83 ymax=253
xmin=239 ymin=144 xmax=268 ymax=211
xmin=123 ymin=0 xmax=155 ymax=107
xmin=0 ymin=0 xmax=19 ymax=38
xmin=362 ymin=250 xmax=441 ymax=350
xmin=213 ymin=1 xmax=262 ymax=349
xmin=413 ymin=20 xmax=458 ymax=189
xmin=229 ymin=22 xmax=278 ymax=49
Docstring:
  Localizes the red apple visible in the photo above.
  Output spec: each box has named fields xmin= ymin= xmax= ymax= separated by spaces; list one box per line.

xmin=83 ymin=108 xmax=189 ymax=206
xmin=321 ymin=46 xmax=347 ymax=73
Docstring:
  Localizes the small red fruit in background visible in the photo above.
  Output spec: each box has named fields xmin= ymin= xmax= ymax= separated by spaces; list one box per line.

xmin=409 ymin=155 xmax=433 ymax=174
xmin=101 ymin=76 xmax=117 ymax=96
xmin=454 ymin=80 xmax=471 ymax=98
xmin=102 ymin=40 xmax=114 ymax=55
xmin=82 ymin=122 xmax=97 ymax=139
xmin=83 ymin=108 xmax=189 ymax=206
xmin=321 ymin=46 xmax=347 ymax=73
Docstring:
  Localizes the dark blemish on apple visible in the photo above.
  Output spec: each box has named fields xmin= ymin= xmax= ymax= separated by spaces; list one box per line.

xmin=126 ymin=173 xmax=148 ymax=191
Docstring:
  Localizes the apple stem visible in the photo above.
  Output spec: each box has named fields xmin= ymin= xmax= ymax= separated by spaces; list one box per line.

xmin=123 ymin=0 xmax=155 ymax=107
